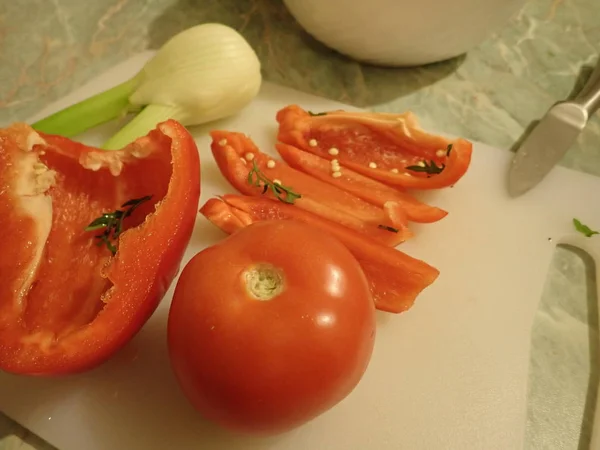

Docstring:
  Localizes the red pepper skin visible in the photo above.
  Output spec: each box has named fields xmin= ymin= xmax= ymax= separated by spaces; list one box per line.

xmin=199 ymin=195 xmax=439 ymax=314
xmin=0 ymin=120 xmax=200 ymax=375
xmin=276 ymin=105 xmax=472 ymax=190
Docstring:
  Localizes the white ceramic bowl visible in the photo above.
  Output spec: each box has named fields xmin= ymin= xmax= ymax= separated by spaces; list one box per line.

xmin=284 ymin=0 xmax=527 ymax=67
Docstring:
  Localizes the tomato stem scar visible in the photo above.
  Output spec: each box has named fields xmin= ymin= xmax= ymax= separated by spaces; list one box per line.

xmin=243 ymin=264 xmax=285 ymax=301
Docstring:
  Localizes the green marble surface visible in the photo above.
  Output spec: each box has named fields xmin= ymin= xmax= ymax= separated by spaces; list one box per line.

xmin=1 ymin=0 xmax=599 ymax=449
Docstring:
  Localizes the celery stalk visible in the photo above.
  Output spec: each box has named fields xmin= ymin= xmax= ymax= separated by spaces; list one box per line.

xmin=31 ymin=75 xmax=142 ymax=138
xmin=102 ymin=104 xmax=180 ymax=150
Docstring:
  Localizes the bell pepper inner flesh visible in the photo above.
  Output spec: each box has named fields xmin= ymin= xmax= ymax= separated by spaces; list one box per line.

xmin=276 ymin=105 xmax=472 ymax=190
xmin=23 ymin=137 xmax=170 ymax=335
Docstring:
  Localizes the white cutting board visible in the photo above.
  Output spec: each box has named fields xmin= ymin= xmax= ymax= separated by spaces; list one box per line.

xmin=2 ymin=52 xmax=600 ymax=450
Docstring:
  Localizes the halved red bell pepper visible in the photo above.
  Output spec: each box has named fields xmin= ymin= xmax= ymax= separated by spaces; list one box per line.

xmin=210 ymin=130 xmax=412 ymax=246
xmin=199 ymin=195 xmax=439 ymax=313
xmin=276 ymin=142 xmax=448 ymax=223
xmin=0 ymin=120 xmax=200 ymax=375
xmin=276 ymin=105 xmax=472 ymax=190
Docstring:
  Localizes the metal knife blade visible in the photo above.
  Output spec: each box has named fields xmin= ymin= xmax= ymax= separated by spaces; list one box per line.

xmin=507 ymin=102 xmax=588 ymax=197
xmin=507 ymin=57 xmax=600 ymax=197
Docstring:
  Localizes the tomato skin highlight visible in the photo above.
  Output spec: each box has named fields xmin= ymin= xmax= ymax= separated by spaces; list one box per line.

xmin=199 ymin=195 xmax=439 ymax=314
xmin=0 ymin=120 xmax=200 ymax=375
xmin=168 ymin=220 xmax=376 ymax=434
xmin=276 ymin=105 xmax=472 ymax=190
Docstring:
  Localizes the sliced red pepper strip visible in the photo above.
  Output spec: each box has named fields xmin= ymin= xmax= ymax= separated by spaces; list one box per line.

xmin=199 ymin=195 xmax=439 ymax=313
xmin=210 ymin=130 xmax=411 ymax=246
xmin=275 ymin=142 xmax=448 ymax=223
xmin=200 ymin=197 xmax=254 ymax=233
xmin=0 ymin=120 xmax=200 ymax=375
xmin=276 ymin=105 xmax=472 ymax=190
xmin=198 ymin=193 xmax=250 ymax=234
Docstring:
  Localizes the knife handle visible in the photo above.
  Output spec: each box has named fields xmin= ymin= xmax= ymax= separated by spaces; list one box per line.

xmin=574 ymin=57 xmax=600 ymax=117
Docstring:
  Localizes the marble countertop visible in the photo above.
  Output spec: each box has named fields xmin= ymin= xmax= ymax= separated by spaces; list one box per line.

xmin=1 ymin=0 xmax=599 ymax=449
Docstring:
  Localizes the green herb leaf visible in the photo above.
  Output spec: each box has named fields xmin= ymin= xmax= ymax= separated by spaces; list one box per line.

xmin=446 ymin=144 xmax=453 ymax=156
xmin=122 ymin=195 xmax=152 ymax=219
xmin=247 ymin=160 xmax=302 ymax=205
xmin=85 ymin=214 xmax=116 ymax=231
xmin=573 ymin=218 xmax=599 ymax=237
xmin=378 ymin=224 xmax=399 ymax=233
xmin=406 ymin=160 xmax=445 ymax=175
xmin=308 ymin=111 xmax=327 ymax=117
xmin=85 ymin=195 xmax=153 ymax=255
xmin=122 ymin=196 xmax=150 ymax=208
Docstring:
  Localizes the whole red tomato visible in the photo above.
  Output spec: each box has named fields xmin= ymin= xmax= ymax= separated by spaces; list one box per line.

xmin=167 ymin=220 xmax=376 ymax=434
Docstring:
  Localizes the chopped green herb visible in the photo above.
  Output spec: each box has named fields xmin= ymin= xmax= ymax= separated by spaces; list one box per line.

xmin=308 ymin=111 xmax=327 ymax=117
xmin=406 ymin=160 xmax=445 ymax=175
xmin=378 ymin=224 xmax=399 ymax=233
xmin=85 ymin=195 xmax=153 ymax=255
xmin=446 ymin=144 xmax=453 ymax=156
xmin=573 ymin=218 xmax=599 ymax=237
xmin=247 ymin=160 xmax=301 ymax=205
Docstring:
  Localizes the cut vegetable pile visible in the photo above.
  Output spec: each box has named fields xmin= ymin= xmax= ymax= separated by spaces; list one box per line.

xmin=202 ymin=104 xmax=472 ymax=313
xmin=0 ymin=23 xmax=474 ymax=439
